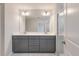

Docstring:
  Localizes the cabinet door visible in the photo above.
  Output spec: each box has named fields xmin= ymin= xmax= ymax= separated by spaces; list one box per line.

xmin=12 ymin=36 xmax=28 ymax=53
xmin=29 ymin=36 xmax=40 ymax=52
xmin=40 ymin=36 xmax=56 ymax=53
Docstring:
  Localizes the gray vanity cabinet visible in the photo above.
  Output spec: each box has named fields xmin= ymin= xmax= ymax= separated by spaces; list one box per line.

xmin=12 ymin=36 xmax=56 ymax=53
xmin=12 ymin=36 xmax=28 ymax=53
xmin=40 ymin=36 xmax=56 ymax=53
xmin=29 ymin=36 xmax=40 ymax=52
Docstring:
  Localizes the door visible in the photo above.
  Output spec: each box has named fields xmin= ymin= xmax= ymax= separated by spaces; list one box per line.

xmin=56 ymin=3 xmax=65 ymax=55
xmin=64 ymin=3 xmax=79 ymax=56
xmin=57 ymin=11 xmax=65 ymax=54
xmin=12 ymin=36 xmax=28 ymax=53
xmin=40 ymin=36 xmax=56 ymax=53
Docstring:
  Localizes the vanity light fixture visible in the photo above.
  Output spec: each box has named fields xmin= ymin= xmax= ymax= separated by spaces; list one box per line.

xmin=59 ymin=12 xmax=64 ymax=16
xmin=42 ymin=11 xmax=50 ymax=16
xmin=21 ymin=11 xmax=30 ymax=16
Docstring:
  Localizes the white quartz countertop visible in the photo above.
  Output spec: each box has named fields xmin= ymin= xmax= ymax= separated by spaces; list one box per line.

xmin=12 ymin=32 xmax=56 ymax=36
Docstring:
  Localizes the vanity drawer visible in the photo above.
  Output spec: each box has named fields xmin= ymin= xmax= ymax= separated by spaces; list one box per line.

xmin=29 ymin=36 xmax=40 ymax=52
xmin=29 ymin=36 xmax=39 ymax=44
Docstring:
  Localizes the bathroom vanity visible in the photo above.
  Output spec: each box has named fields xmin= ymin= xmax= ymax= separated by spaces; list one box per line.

xmin=12 ymin=9 xmax=56 ymax=53
xmin=12 ymin=34 xmax=56 ymax=53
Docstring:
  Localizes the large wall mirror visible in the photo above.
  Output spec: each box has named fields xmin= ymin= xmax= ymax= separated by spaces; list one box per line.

xmin=25 ymin=16 xmax=50 ymax=32
xmin=19 ymin=9 xmax=56 ymax=34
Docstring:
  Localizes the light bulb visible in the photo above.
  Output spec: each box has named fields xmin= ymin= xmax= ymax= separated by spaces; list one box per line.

xmin=21 ymin=11 xmax=30 ymax=16
xmin=42 ymin=11 xmax=50 ymax=16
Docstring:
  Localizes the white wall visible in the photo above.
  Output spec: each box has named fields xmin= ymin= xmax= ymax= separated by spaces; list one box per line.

xmin=64 ymin=3 xmax=79 ymax=56
xmin=5 ymin=4 xmax=20 ymax=55
xmin=50 ymin=13 xmax=57 ymax=35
